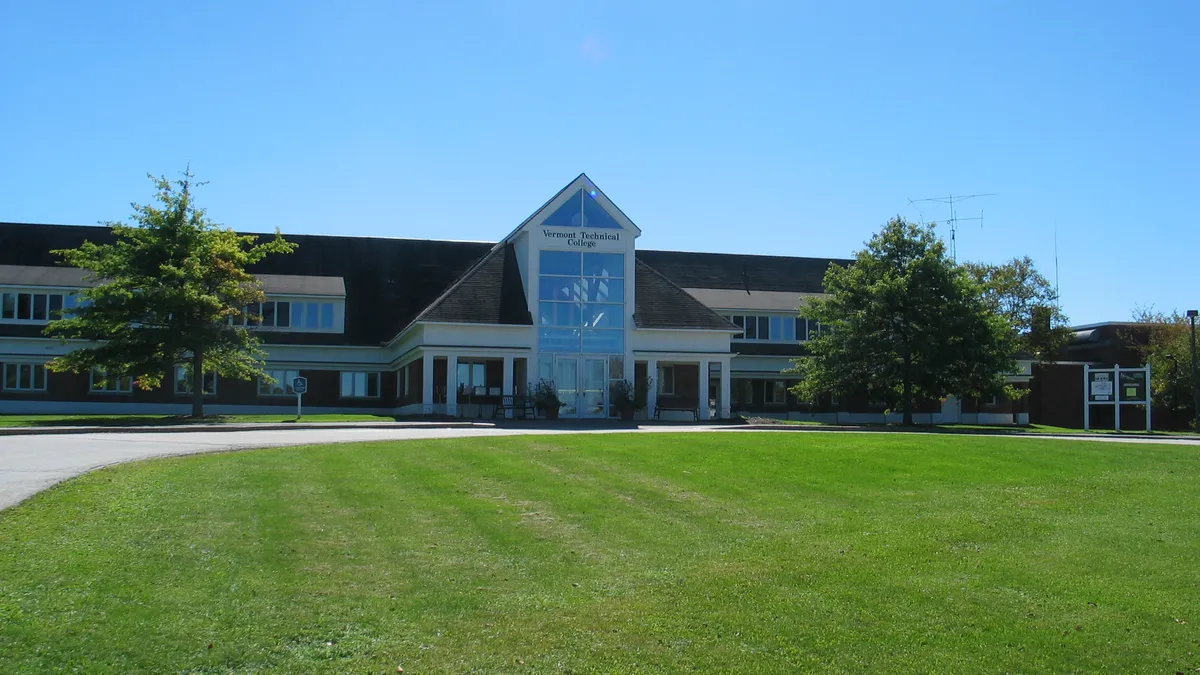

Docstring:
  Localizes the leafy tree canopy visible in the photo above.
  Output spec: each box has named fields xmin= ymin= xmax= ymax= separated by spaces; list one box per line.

xmin=1126 ymin=306 xmax=1197 ymax=429
xmin=964 ymin=256 xmax=1072 ymax=361
xmin=45 ymin=170 xmax=296 ymax=417
xmin=791 ymin=217 xmax=1018 ymax=425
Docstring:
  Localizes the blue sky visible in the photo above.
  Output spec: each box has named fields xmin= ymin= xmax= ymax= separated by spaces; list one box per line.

xmin=1 ymin=1 xmax=1196 ymax=325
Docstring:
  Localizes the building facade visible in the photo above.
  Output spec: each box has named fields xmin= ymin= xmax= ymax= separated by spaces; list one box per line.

xmin=0 ymin=174 xmax=1029 ymax=422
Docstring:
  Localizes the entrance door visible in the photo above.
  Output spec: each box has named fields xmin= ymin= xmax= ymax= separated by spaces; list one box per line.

xmin=581 ymin=357 xmax=608 ymax=418
xmin=555 ymin=358 xmax=579 ymax=417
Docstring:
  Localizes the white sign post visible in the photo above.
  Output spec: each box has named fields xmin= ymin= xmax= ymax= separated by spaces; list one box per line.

xmin=292 ymin=376 xmax=308 ymax=419
xmin=1083 ymin=364 xmax=1151 ymax=432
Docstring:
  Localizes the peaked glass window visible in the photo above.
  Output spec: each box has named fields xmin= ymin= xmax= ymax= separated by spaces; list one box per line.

xmin=541 ymin=189 xmax=622 ymax=229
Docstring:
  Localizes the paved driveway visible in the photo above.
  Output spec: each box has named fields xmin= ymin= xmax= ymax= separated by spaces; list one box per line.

xmin=1 ymin=425 xmax=1197 ymax=511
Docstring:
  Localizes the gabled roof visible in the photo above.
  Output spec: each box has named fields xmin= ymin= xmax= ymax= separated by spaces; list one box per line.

xmin=633 ymin=259 xmax=739 ymax=331
xmin=411 ymin=243 xmax=531 ymax=327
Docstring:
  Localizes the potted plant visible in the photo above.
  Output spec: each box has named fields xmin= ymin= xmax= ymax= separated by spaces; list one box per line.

xmin=532 ymin=379 xmax=562 ymax=420
xmin=612 ymin=376 xmax=651 ymax=421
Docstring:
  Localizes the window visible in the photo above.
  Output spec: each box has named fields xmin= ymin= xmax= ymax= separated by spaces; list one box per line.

xmin=456 ymin=361 xmax=487 ymax=394
xmin=727 ymin=314 xmax=819 ymax=343
xmin=90 ymin=368 xmax=133 ymax=393
xmin=175 ymin=366 xmax=217 ymax=395
xmin=541 ymin=189 xmax=622 ymax=229
xmin=340 ymin=371 xmax=380 ymax=398
xmin=659 ymin=366 xmax=676 ymax=395
xmin=0 ymin=292 xmax=73 ymax=323
xmin=538 ymin=250 xmax=624 ymax=354
xmin=233 ymin=300 xmax=335 ymax=331
xmin=259 ymin=369 xmax=301 ymax=396
xmin=766 ymin=380 xmax=787 ymax=404
xmin=3 ymin=363 xmax=47 ymax=391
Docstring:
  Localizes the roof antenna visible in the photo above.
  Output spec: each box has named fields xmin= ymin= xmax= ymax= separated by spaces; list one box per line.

xmin=1053 ymin=221 xmax=1060 ymax=299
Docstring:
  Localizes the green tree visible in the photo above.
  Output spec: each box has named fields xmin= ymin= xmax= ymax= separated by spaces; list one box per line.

xmin=964 ymin=256 xmax=1073 ymax=361
xmin=45 ymin=171 xmax=296 ymax=417
xmin=1127 ymin=307 xmax=1196 ymax=430
xmin=791 ymin=217 xmax=1017 ymax=425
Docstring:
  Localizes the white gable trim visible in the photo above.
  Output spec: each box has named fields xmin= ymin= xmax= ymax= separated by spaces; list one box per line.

xmin=500 ymin=173 xmax=642 ymax=244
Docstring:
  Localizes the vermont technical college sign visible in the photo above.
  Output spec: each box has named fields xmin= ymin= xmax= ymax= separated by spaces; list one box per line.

xmin=541 ymin=229 xmax=622 ymax=249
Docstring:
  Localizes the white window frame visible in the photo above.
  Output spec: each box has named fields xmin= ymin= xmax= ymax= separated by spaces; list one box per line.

xmin=3 ymin=363 xmax=48 ymax=391
xmin=765 ymin=380 xmax=787 ymax=405
xmin=340 ymin=371 xmax=381 ymax=399
xmin=231 ymin=298 xmax=342 ymax=333
xmin=174 ymin=366 xmax=218 ymax=396
xmin=0 ymin=290 xmax=75 ymax=324
xmin=90 ymin=368 xmax=133 ymax=394
xmin=659 ymin=365 xmax=676 ymax=396
xmin=258 ymin=369 xmax=301 ymax=397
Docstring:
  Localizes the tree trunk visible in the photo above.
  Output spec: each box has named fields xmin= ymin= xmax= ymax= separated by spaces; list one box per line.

xmin=191 ymin=350 xmax=204 ymax=419
xmin=902 ymin=352 xmax=914 ymax=426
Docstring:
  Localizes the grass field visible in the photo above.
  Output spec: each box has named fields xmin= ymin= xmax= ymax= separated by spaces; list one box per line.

xmin=0 ymin=413 xmax=399 ymax=427
xmin=1 ymin=433 xmax=1198 ymax=673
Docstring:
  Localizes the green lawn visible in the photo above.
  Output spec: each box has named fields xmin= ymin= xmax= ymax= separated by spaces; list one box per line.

xmin=2 ymin=433 xmax=1198 ymax=673
xmin=0 ymin=413 xmax=400 ymax=427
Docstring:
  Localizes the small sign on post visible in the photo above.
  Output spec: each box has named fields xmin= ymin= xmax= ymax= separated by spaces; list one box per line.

xmin=292 ymin=376 xmax=308 ymax=419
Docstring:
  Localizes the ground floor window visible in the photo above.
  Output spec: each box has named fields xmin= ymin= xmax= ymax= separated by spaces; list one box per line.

xmin=3 ymin=363 xmax=47 ymax=391
xmin=659 ymin=365 xmax=676 ymax=395
xmin=175 ymin=366 xmax=218 ymax=396
xmin=340 ymin=371 xmax=380 ymax=398
xmin=455 ymin=360 xmax=488 ymax=395
xmin=765 ymin=380 xmax=787 ymax=404
xmin=259 ymin=370 xmax=300 ymax=396
xmin=90 ymin=368 xmax=133 ymax=393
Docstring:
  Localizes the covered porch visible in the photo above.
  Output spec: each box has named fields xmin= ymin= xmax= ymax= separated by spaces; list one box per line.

xmin=397 ymin=348 xmax=532 ymax=418
xmin=634 ymin=352 xmax=732 ymax=421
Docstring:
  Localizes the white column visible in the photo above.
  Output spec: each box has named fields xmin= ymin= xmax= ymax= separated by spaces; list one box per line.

xmin=698 ymin=359 xmax=711 ymax=420
xmin=502 ymin=356 xmax=514 ymax=419
xmin=422 ymin=352 xmax=434 ymax=415
xmin=647 ymin=358 xmax=658 ymax=420
xmin=720 ymin=358 xmax=731 ymax=419
xmin=446 ymin=354 xmax=458 ymax=417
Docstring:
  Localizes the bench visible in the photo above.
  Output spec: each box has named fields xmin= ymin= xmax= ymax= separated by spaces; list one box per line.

xmin=654 ymin=399 xmax=700 ymax=421
xmin=492 ymin=394 xmax=537 ymax=419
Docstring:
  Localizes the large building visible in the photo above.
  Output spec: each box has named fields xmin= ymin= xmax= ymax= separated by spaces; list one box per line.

xmin=0 ymin=174 xmax=1029 ymax=422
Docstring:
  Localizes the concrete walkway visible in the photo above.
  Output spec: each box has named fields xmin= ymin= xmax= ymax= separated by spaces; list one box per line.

xmin=1 ymin=424 xmax=1197 ymax=512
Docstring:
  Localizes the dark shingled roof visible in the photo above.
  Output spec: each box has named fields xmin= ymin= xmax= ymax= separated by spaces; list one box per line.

xmin=0 ymin=222 xmax=845 ymax=341
xmin=0 ymin=222 xmax=493 ymax=346
xmin=412 ymin=243 xmax=531 ymax=327
xmin=633 ymin=260 xmax=737 ymax=331
xmin=635 ymin=250 xmax=850 ymax=293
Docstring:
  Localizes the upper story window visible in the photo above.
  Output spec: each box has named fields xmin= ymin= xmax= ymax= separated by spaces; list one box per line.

xmin=230 ymin=299 xmax=339 ymax=332
xmin=0 ymin=290 xmax=78 ymax=324
xmin=728 ymin=315 xmax=825 ymax=343
xmin=542 ymin=189 xmax=622 ymax=229
xmin=538 ymin=250 xmax=625 ymax=354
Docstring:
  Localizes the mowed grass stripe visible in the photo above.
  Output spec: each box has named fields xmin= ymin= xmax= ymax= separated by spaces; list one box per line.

xmin=1 ymin=432 xmax=1198 ymax=673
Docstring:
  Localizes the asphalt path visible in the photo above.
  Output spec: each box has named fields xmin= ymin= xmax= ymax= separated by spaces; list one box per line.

xmin=1 ymin=425 xmax=1197 ymax=511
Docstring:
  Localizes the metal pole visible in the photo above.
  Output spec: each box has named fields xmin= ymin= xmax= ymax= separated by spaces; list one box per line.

xmin=297 ymin=392 xmax=302 ymax=420
xmin=1146 ymin=364 xmax=1152 ymax=432
xmin=1083 ymin=364 xmax=1090 ymax=431
xmin=1190 ymin=311 xmax=1199 ymax=432
xmin=1114 ymin=364 xmax=1121 ymax=432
